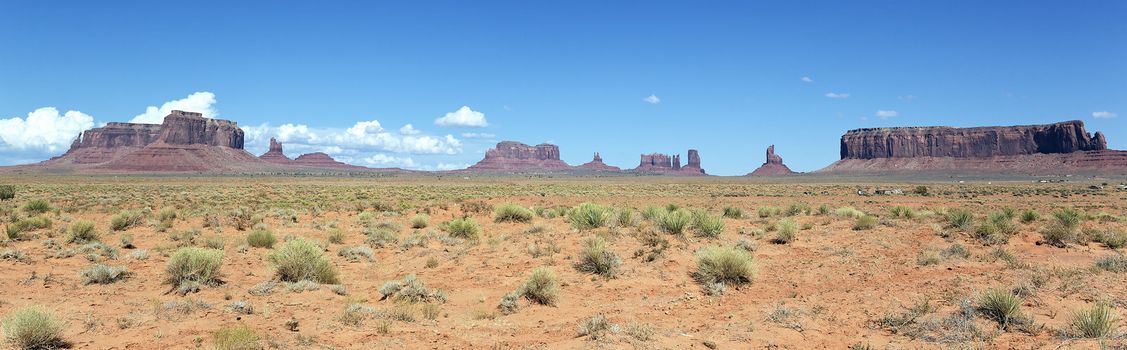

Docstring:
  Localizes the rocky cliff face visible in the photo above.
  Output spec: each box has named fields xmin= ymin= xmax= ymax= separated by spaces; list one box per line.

xmin=839 ymin=120 xmax=1106 ymax=159
xmin=156 ymin=110 xmax=244 ymax=148
xmin=467 ymin=141 xmax=572 ymax=171
xmin=292 ymin=152 xmax=365 ymax=169
xmin=577 ymin=152 xmax=620 ymax=171
xmin=259 ymin=137 xmax=292 ymax=163
xmin=633 ymin=150 xmax=706 ymax=175
xmin=747 ymin=145 xmax=795 ymax=176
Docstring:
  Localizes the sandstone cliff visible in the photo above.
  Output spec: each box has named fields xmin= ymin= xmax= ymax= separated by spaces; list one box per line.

xmin=259 ymin=138 xmax=293 ymax=163
xmin=632 ymin=150 xmax=706 ymax=175
xmin=467 ymin=141 xmax=572 ymax=171
xmin=747 ymin=145 xmax=796 ymax=176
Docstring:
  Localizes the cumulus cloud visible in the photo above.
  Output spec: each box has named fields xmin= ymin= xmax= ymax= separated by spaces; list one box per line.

xmin=0 ymin=107 xmax=95 ymax=157
xmin=435 ymin=106 xmax=488 ymax=127
xmin=825 ymin=92 xmax=850 ymax=99
xmin=1093 ymin=111 xmax=1117 ymax=119
xmin=876 ymin=110 xmax=899 ymax=119
xmin=460 ymin=132 xmax=495 ymax=139
xmin=246 ymin=120 xmax=462 ymax=156
xmin=643 ymin=94 xmax=661 ymax=104
xmin=130 ymin=91 xmax=217 ymax=124
xmin=801 ymin=76 xmax=813 ymax=83
xmin=399 ymin=124 xmax=420 ymax=135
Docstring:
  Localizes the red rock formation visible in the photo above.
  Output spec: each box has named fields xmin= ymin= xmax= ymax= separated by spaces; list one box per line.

xmin=467 ymin=141 xmax=572 ymax=171
xmin=839 ymin=120 xmax=1106 ymax=159
xmin=633 ymin=150 xmax=706 ymax=175
xmin=156 ymin=110 xmax=244 ymax=148
xmin=292 ymin=152 xmax=366 ymax=169
xmin=577 ymin=152 xmax=620 ymax=171
xmin=747 ymin=145 xmax=796 ymax=176
xmin=823 ymin=120 xmax=1127 ymax=174
xmin=259 ymin=137 xmax=293 ymax=163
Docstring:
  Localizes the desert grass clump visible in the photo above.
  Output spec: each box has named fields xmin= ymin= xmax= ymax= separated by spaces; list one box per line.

xmin=1069 ymin=303 xmax=1119 ymax=338
xmin=0 ymin=185 xmax=14 ymax=201
xmin=67 ymin=220 xmax=98 ymax=244
xmin=722 ymin=206 xmax=743 ymax=219
xmin=978 ymin=288 xmax=1022 ymax=329
xmin=213 ymin=325 xmax=261 ymax=350
xmin=79 ymin=264 xmax=128 ymax=285
xmin=110 ymin=209 xmax=145 ymax=231
xmin=694 ymin=246 xmax=756 ymax=295
xmin=569 ymin=203 xmax=611 ymax=231
xmin=410 ymin=214 xmax=429 ymax=229
xmin=1096 ymin=254 xmax=1127 ymax=273
xmin=379 ymin=274 xmax=446 ymax=303
xmin=245 ymin=228 xmax=277 ymax=248
xmin=338 ymin=246 xmax=375 ymax=262
xmin=1098 ymin=230 xmax=1126 ymax=249
xmin=1040 ymin=223 xmax=1076 ymax=248
xmin=494 ymin=204 xmax=534 ymax=223
xmin=444 ymin=218 xmax=480 ymax=240
xmin=1053 ymin=208 xmax=1082 ymax=230
xmin=656 ymin=209 xmax=692 ymax=235
xmin=772 ymin=218 xmax=798 ymax=244
xmin=267 ymin=239 xmax=339 ymax=284
xmin=757 ymin=206 xmax=781 ymax=218
xmin=521 ymin=266 xmax=560 ymax=306
xmin=853 ymin=215 xmax=878 ymax=231
xmin=1020 ymin=209 xmax=1040 ymax=224
xmin=890 ymin=206 xmax=915 ymax=219
xmin=945 ymin=210 xmax=974 ymax=230
xmin=574 ymin=235 xmax=621 ymax=278
xmin=692 ymin=212 xmax=725 ymax=238
xmin=576 ymin=314 xmax=612 ymax=339
xmin=22 ymin=199 xmax=50 ymax=215
xmin=834 ymin=206 xmax=865 ymax=219
xmin=165 ymin=247 xmax=224 ymax=293
xmin=2 ymin=306 xmax=66 ymax=350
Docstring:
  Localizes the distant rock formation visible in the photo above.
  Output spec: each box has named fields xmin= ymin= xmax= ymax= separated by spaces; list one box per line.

xmin=293 ymin=152 xmax=365 ymax=169
xmin=577 ymin=152 xmax=620 ymax=171
xmin=632 ymin=149 xmax=706 ymax=175
xmin=822 ymin=120 xmax=1127 ymax=173
xmin=467 ymin=141 xmax=572 ymax=171
xmin=259 ymin=137 xmax=292 ymax=163
xmin=747 ymin=145 xmax=796 ymax=176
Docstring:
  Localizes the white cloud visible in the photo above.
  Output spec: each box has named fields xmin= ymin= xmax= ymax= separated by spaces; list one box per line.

xmin=399 ymin=124 xmax=420 ymax=135
xmin=460 ymin=132 xmax=496 ymax=139
xmin=1093 ymin=111 xmax=1117 ymax=119
xmin=246 ymin=120 xmax=462 ymax=156
xmin=130 ymin=91 xmax=217 ymax=124
xmin=801 ymin=76 xmax=813 ymax=83
xmin=434 ymin=106 xmax=488 ymax=127
xmin=899 ymin=95 xmax=917 ymax=101
xmin=876 ymin=110 xmax=899 ymax=119
xmin=359 ymin=153 xmax=418 ymax=168
xmin=643 ymin=95 xmax=661 ymax=104
xmin=825 ymin=92 xmax=850 ymax=99
xmin=0 ymin=107 xmax=95 ymax=156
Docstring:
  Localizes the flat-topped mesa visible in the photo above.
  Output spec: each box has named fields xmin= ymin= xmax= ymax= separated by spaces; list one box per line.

xmin=840 ymin=120 xmax=1107 ymax=160
xmin=292 ymin=152 xmax=363 ymax=169
xmin=633 ymin=150 xmax=706 ymax=175
xmin=157 ymin=110 xmax=244 ymax=148
xmin=747 ymin=145 xmax=796 ymax=176
xmin=467 ymin=141 xmax=572 ymax=171
xmin=577 ymin=152 xmax=621 ymax=171
xmin=259 ymin=137 xmax=292 ymax=163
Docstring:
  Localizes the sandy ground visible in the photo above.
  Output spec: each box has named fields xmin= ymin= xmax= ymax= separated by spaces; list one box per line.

xmin=0 ymin=176 xmax=1124 ymax=349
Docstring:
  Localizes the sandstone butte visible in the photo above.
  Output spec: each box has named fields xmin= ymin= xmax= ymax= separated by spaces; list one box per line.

xmin=257 ymin=137 xmax=369 ymax=170
xmin=631 ymin=149 xmax=706 ymax=175
xmin=747 ymin=145 xmax=796 ymax=176
xmin=819 ymin=120 xmax=1127 ymax=173
xmin=576 ymin=152 xmax=621 ymax=171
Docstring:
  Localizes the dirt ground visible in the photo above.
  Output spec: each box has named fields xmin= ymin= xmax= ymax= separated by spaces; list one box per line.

xmin=0 ymin=176 xmax=1124 ymax=349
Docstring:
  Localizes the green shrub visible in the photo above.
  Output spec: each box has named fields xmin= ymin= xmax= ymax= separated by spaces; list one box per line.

xmin=327 ymin=229 xmax=345 ymax=244
xmin=1096 ymin=254 xmax=1127 ymax=273
xmin=1 ymin=306 xmax=66 ymax=350
xmin=785 ymin=203 xmax=809 ymax=216
xmin=165 ymin=247 xmax=224 ymax=292
xmin=110 ymin=209 xmax=145 ymax=231
xmin=0 ymin=185 xmax=14 ymax=201
xmin=692 ymin=212 xmax=724 ymax=238
xmin=945 ymin=210 xmax=973 ymax=230
xmin=521 ymin=266 xmax=560 ymax=306
xmin=1020 ymin=209 xmax=1040 ymax=224
xmin=773 ymin=219 xmax=797 ymax=244
xmin=640 ymin=206 xmax=663 ymax=220
xmin=979 ymin=288 xmax=1022 ymax=329
xmin=834 ymin=207 xmax=865 ymax=219
xmin=853 ymin=215 xmax=878 ymax=231
xmin=890 ymin=206 xmax=915 ymax=219
xmin=987 ymin=211 xmax=1017 ymax=235
xmin=569 ymin=203 xmax=611 ymax=231
xmin=1098 ymin=230 xmax=1126 ymax=249
xmin=817 ymin=204 xmax=830 ymax=215
xmin=722 ymin=206 xmax=743 ymax=219
xmin=158 ymin=207 xmax=178 ymax=223
xmin=694 ymin=246 xmax=756 ymax=295
xmin=22 ymin=199 xmax=50 ymax=215
xmin=494 ymin=204 xmax=534 ymax=223
xmin=245 ymin=228 xmax=277 ymax=248
xmin=79 ymin=264 xmax=128 ymax=285
xmin=615 ymin=208 xmax=636 ymax=227
xmin=267 ymin=239 xmax=339 ymax=284
xmin=1040 ymin=223 xmax=1075 ymax=248
xmin=66 ymin=220 xmax=99 ymax=244
xmin=1069 ymin=303 xmax=1118 ymax=338
xmin=410 ymin=214 xmax=429 ymax=229
xmin=445 ymin=218 xmax=481 ymax=240
xmin=5 ymin=217 xmax=52 ymax=240
xmin=656 ymin=209 xmax=692 ymax=235
xmin=574 ymin=236 xmax=621 ymax=278
xmin=213 ymin=325 xmax=261 ymax=350
xmin=757 ymin=206 xmax=781 ymax=218
xmin=378 ymin=274 xmax=446 ymax=303
xmin=1053 ymin=208 xmax=1082 ymax=230
xmin=337 ymin=246 xmax=375 ymax=262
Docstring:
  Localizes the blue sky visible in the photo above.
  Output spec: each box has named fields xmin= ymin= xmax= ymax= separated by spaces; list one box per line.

xmin=1 ymin=1 xmax=1124 ymax=175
